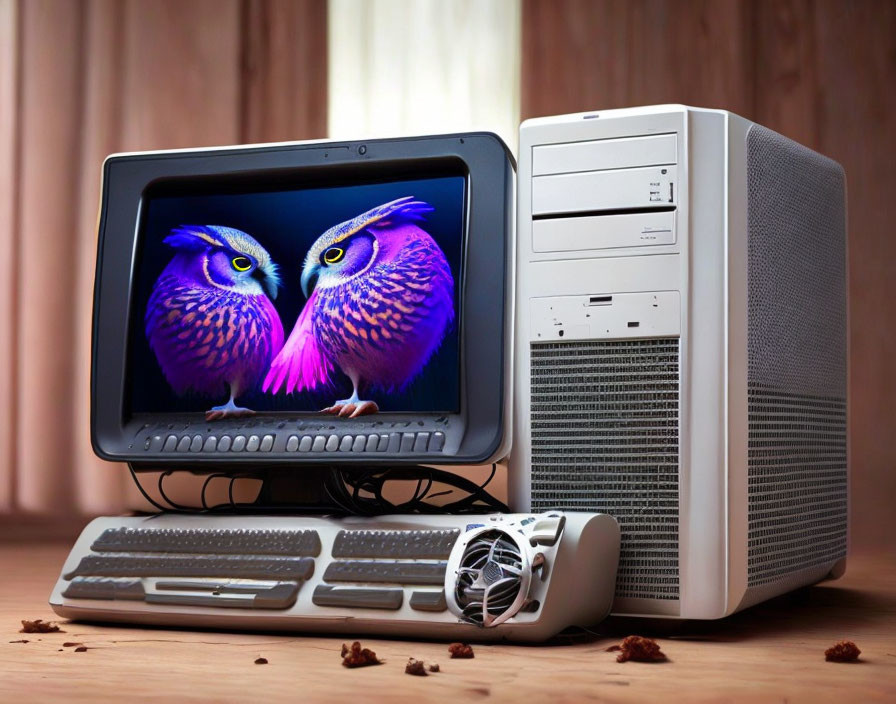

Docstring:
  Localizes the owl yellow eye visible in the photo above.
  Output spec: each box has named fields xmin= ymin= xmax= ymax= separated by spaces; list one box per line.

xmin=323 ymin=247 xmax=345 ymax=265
xmin=231 ymin=256 xmax=252 ymax=272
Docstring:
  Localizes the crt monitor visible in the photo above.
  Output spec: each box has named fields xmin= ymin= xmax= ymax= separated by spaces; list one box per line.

xmin=91 ymin=134 xmax=515 ymax=469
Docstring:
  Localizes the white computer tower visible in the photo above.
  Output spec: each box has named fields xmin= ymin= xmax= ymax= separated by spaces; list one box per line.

xmin=509 ymin=105 xmax=848 ymax=618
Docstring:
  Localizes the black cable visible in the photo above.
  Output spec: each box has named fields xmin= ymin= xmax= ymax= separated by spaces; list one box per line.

xmin=331 ymin=463 xmax=508 ymax=515
xmin=200 ymin=473 xmax=228 ymax=511
xmin=128 ymin=461 xmax=507 ymax=516
xmin=157 ymin=470 xmax=198 ymax=511
xmin=129 ymin=465 xmax=190 ymax=514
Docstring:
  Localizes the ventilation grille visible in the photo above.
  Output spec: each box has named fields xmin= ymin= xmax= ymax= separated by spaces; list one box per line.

xmin=747 ymin=387 xmax=847 ymax=584
xmin=529 ymin=338 xmax=679 ymax=600
xmin=746 ymin=124 xmax=847 ymax=587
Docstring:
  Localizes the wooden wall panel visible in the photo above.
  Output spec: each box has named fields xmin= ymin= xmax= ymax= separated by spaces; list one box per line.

xmin=807 ymin=0 xmax=896 ymax=552
xmin=521 ymin=0 xmax=896 ymax=552
xmin=522 ymin=0 xmax=753 ymax=117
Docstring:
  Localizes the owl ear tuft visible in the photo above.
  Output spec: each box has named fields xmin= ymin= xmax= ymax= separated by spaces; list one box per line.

xmin=164 ymin=226 xmax=227 ymax=251
xmin=366 ymin=198 xmax=434 ymax=230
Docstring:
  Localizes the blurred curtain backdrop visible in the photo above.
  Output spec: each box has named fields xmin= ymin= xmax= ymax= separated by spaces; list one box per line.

xmin=0 ymin=0 xmax=327 ymax=515
xmin=327 ymin=0 xmax=521 ymax=151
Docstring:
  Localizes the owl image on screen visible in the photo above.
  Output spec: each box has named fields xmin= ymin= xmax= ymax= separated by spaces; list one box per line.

xmin=144 ymin=226 xmax=285 ymax=420
xmin=142 ymin=195 xmax=455 ymax=420
xmin=264 ymin=197 xmax=455 ymax=418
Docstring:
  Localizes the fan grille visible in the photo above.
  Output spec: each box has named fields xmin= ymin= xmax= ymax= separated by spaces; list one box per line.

xmin=455 ymin=529 xmax=524 ymax=625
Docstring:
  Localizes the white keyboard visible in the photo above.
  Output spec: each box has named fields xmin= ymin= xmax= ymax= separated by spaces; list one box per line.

xmin=50 ymin=512 xmax=619 ymax=642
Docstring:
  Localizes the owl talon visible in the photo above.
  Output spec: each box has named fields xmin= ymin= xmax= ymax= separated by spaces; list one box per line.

xmin=205 ymin=402 xmax=256 ymax=421
xmin=321 ymin=400 xmax=379 ymax=418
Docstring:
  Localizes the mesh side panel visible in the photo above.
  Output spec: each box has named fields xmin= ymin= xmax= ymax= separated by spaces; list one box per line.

xmin=746 ymin=125 xmax=847 ymax=588
xmin=529 ymin=338 xmax=679 ymax=600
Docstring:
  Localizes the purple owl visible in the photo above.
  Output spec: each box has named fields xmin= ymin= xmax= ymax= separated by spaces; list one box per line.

xmin=263 ymin=197 xmax=454 ymax=417
xmin=145 ymin=225 xmax=284 ymax=420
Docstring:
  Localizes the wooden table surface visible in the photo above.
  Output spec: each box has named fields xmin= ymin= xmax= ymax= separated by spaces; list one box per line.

xmin=0 ymin=542 xmax=893 ymax=703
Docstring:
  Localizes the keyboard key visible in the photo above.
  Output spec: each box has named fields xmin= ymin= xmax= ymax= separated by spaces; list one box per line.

xmin=430 ymin=432 xmax=445 ymax=451
xmin=332 ymin=529 xmax=459 ymax=559
xmin=409 ymin=590 xmax=448 ymax=612
xmin=62 ymin=578 xmax=146 ymax=601
xmin=91 ymin=527 xmax=321 ymax=557
xmin=64 ymin=554 xmax=315 ymax=581
xmin=413 ymin=433 xmax=430 ymax=453
xmin=312 ymin=585 xmax=403 ymax=610
xmin=323 ymin=561 xmax=447 ymax=585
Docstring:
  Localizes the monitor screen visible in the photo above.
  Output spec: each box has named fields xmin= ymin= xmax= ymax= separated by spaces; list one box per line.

xmin=128 ymin=174 xmax=466 ymax=420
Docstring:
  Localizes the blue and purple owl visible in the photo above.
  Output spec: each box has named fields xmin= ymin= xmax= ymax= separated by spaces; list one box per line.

xmin=145 ymin=225 xmax=284 ymax=420
xmin=263 ymin=197 xmax=454 ymax=417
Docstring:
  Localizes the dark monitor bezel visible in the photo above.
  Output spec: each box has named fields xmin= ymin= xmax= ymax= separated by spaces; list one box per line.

xmin=91 ymin=133 xmax=514 ymax=467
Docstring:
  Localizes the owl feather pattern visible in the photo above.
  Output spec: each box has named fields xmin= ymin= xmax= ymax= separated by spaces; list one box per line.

xmin=263 ymin=197 xmax=454 ymax=415
xmin=145 ymin=225 xmax=284 ymax=419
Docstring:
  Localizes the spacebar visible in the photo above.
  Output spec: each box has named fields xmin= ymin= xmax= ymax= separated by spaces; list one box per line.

xmin=145 ymin=582 xmax=299 ymax=610
xmin=64 ymin=578 xmax=300 ymax=609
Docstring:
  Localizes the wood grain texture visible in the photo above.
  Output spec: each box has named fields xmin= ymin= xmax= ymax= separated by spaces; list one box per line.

xmin=0 ymin=544 xmax=893 ymax=702
xmin=521 ymin=0 xmax=896 ymax=552
xmin=522 ymin=0 xmax=753 ymax=116
xmin=807 ymin=0 xmax=896 ymax=552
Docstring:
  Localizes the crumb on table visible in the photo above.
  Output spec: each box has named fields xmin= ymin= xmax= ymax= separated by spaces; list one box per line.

xmin=448 ymin=642 xmax=474 ymax=659
xmin=341 ymin=641 xmax=381 ymax=668
xmin=608 ymin=635 xmax=667 ymax=663
xmin=825 ymin=641 xmax=861 ymax=662
xmin=19 ymin=619 xmax=63 ymax=634
xmin=405 ymin=658 xmax=428 ymax=676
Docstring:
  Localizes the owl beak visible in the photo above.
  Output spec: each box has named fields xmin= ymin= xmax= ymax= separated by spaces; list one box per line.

xmin=301 ymin=262 xmax=320 ymax=299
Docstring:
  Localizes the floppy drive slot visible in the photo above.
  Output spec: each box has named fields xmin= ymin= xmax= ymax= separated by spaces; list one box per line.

xmin=533 ymin=210 xmax=675 ymax=252
xmin=533 ymin=133 xmax=677 ymax=176
xmin=532 ymin=165 xmax=677 ymax=216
